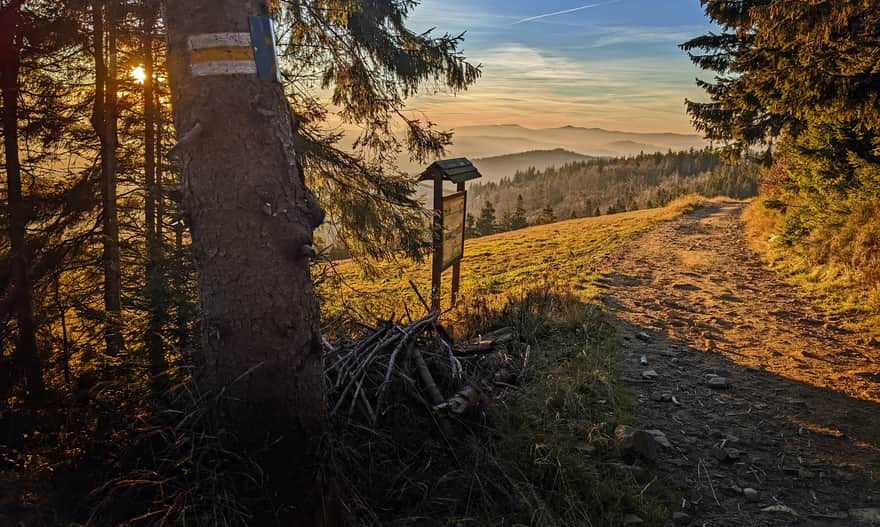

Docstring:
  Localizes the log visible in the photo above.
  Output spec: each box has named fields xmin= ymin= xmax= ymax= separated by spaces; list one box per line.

xmin=413 ymin=348 xmax=445 ymax=406
xmin=454 ymin=339 xmax=496 ymax=356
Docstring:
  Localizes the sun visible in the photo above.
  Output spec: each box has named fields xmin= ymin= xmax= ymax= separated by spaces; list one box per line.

xmin=131 ymin=66 xmax=146 ymax=84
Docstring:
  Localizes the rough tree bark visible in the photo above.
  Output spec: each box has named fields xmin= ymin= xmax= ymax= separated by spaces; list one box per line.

xmin=164 ymin=0 xmax=326 ymax=450
xmin=90 ymin=0 xmax=124 ymax=356
xmin=0 ymin=0 xmax=45 ymax=404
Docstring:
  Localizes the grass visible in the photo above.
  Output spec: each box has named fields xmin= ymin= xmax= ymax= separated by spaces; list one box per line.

xmin=743 ymin=199 xmax=880 ymax=344
xmin=328 ymin=286 xmax=672 ymax=526
xmin=318 ymin=197 xmax=706 ymax=526
xmin=318 ymin=196 xmax=706 ymax=332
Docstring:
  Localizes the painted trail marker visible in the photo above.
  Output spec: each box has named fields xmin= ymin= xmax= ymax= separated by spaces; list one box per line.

xmin=248 ymin=16 xmax=282 ymax=83
xmin=188 ymin=32 xmax=256 ymax=77
xmin=187 ymin=17 xmax=280 ymax=82
xmin=420 ymin=159 xmax=482 ymax=312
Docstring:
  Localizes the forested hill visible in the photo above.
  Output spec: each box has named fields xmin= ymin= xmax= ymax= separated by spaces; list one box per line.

xmin=472 ymin=149 xmax=593 ymax=183
xmin=467 ymin=149 xmax=759 ymax=228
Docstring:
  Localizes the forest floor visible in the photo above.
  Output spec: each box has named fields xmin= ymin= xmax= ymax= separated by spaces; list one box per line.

xmin=599 ymin=200 xmax=880 ymax=526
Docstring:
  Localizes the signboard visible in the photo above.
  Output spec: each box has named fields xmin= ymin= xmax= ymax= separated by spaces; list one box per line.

xmin=441 ymin=191 xmax=467 ymax=271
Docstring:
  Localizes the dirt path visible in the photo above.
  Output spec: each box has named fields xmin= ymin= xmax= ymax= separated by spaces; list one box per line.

xmin=601 ymin=200 xmax=880 ymax=526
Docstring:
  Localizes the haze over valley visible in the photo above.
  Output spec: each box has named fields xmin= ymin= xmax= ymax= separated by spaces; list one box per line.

xmin=401 ymin=124 xmax=707 ymax=177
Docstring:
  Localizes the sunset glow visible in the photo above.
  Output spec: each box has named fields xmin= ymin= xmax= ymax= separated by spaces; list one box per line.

xmin=131 ymin=66 xmax=146 ymax=84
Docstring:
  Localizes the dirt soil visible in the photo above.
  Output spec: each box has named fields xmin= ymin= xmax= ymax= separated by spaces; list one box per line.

xmin=601 ymin=200 xmax=880 ymax=526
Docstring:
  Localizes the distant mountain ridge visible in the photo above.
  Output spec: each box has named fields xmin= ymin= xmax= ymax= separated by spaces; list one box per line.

xmin=400 ymin=124 xmax=708 ymax=181
xmin=453 ymin=124 xmax=704 ymax=156
xmin=472 ymin=149 xmax=593 ymax=183
xmin=399 ymin=124 xmax=707 ymax=176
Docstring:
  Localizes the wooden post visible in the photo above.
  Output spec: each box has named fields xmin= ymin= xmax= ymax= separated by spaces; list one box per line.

xmin=431 ymin=171 xmax=444 ymax=313
xmin=450 ymin=181 xmax=466 ymax=306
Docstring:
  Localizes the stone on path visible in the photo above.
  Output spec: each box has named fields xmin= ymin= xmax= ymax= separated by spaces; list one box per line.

xmin=651 ymin=392 xmax=673 ymax=402
xmin=672 ymin=512 xmax=692 ymax=525
xmin=712 ymin=447 xmax=743 ymax=462
xmin=623 ymin=514 xmax=644 ymax=525
xmin=646 ymin=429 xmax=673 ymax=449
xmin=642 ymin=370 xmax=659 ymax=380
xmin=707 ymin=376 xmax=730 ymax=389
xmin=762 ymin=504 xmax=798 ymax=516
xmin=615 ymin=425 xmax=659 ymax=461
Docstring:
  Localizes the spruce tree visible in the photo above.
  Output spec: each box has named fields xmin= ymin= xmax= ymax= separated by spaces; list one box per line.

xmin=537 ymin=204 xmax=556 ymax=225
xmin=509 ymin=195 xmax=528 ymax=230
xmin=278 ymin=1 xmax=481 ymax=262
xmin=475 ymin=201 xmax=497 ymax=236
xmin=685 ymin=0 xmax=880 ymax=289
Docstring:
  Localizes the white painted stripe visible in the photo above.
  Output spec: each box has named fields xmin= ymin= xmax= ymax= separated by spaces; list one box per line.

xmin=191 ymin=61 xmax=257 ymax=77
xmin=188 ymin=32 xmax=252 ymax=51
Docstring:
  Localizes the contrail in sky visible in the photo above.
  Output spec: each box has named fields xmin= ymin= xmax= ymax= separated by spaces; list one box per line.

xmin=512 ymin=0 xmax=624 ymax=25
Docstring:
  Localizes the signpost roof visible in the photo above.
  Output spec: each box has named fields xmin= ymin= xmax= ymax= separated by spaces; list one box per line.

xmin=419 ymin=158 xmax=483 ymax=184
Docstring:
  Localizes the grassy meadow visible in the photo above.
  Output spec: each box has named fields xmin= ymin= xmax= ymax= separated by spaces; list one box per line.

xmin=318 ymin=196 xmax=705 ymax=333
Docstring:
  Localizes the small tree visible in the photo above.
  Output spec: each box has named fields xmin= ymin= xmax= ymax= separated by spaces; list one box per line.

xmin=475 ymin=201 xmax=497 ymax=236
xmin=508 ymin=195 xmax=528 ymax=230
xmin=464 ymin=213 xmax=477 ymax=238
xmin=536 ymin=204 xmax=556 ymax=225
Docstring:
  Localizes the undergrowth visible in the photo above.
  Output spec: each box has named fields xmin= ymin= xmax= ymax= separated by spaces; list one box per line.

xmin=328 ymin=284 xmax=669 ymax=526
xmin=84 ymin=368 xmax=265 ymax=527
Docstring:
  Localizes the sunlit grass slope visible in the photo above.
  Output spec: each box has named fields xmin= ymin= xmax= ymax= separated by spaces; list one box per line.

xmin=744 ymin=200 xmax=880 ymax=344
xmin=319 ymin=196 xmax=704 ymax=326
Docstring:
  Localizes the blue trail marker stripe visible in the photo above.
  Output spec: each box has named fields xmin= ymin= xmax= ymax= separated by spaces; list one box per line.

xmin=249 ymin=16 xmax=282 ymax=83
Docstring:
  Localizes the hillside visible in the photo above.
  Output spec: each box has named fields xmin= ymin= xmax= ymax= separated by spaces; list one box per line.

xmin=472 ymin=148 xmax=593 ymax=183
xmin=317 ymin=198 xmax=703 ymax=324
xmin=467 ymin=149 xmax=759 ymax=222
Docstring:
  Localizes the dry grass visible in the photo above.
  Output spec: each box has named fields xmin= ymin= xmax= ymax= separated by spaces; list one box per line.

xmin=318 ymin=195 xmax=706 ymax=334
xmin=326 ymin=285 xmax=672 ymax=526
xmin=744 ymin=199 xmax=880 ymax=343
xmin=315 ymin=198 xmax=707 ymax=526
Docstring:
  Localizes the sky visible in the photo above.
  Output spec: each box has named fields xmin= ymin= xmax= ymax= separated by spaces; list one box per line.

xmin=406 ymin=0 xmax=715 ymax=134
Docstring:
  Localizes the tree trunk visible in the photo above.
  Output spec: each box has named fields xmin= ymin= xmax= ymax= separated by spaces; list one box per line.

xmin=54 ymin=275 xmax=72 ymax=389
xmin=164 ymin=0 xmax=326 ymax=451
xmin=0 ymin=0 xmax=45 ymax=405
xmin=142 ymin=0 xmax=166 ymax=382
xmin=91 ymin=0 xmax=124 ymax=356
xmin=173 ymin=219 xmax=190 ymax=352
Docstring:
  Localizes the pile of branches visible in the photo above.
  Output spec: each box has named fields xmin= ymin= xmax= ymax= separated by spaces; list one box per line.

xmin=323 ymin=314 xmax=517 ymax=425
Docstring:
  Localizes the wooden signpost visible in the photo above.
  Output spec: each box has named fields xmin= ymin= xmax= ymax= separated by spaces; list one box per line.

xmin=420 ymin=159 xmax=482 ymax=313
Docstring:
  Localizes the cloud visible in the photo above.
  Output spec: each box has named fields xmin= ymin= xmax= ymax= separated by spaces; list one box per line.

xmin=584 ymin=25 xmax=707 ymax=48
xmin=512 ymin=0 xmax=624 ymax=25
xmin=406 ymin=43 xmax=705 ymax=133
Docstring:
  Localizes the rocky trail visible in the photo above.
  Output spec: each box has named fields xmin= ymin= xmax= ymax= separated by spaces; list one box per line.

xmin=601 ymin=200 xmax=880 ymax=526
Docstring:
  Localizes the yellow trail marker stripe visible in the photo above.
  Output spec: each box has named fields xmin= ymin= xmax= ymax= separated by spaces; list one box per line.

xmin=191 ymin=46 xmax=255 ymax=64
